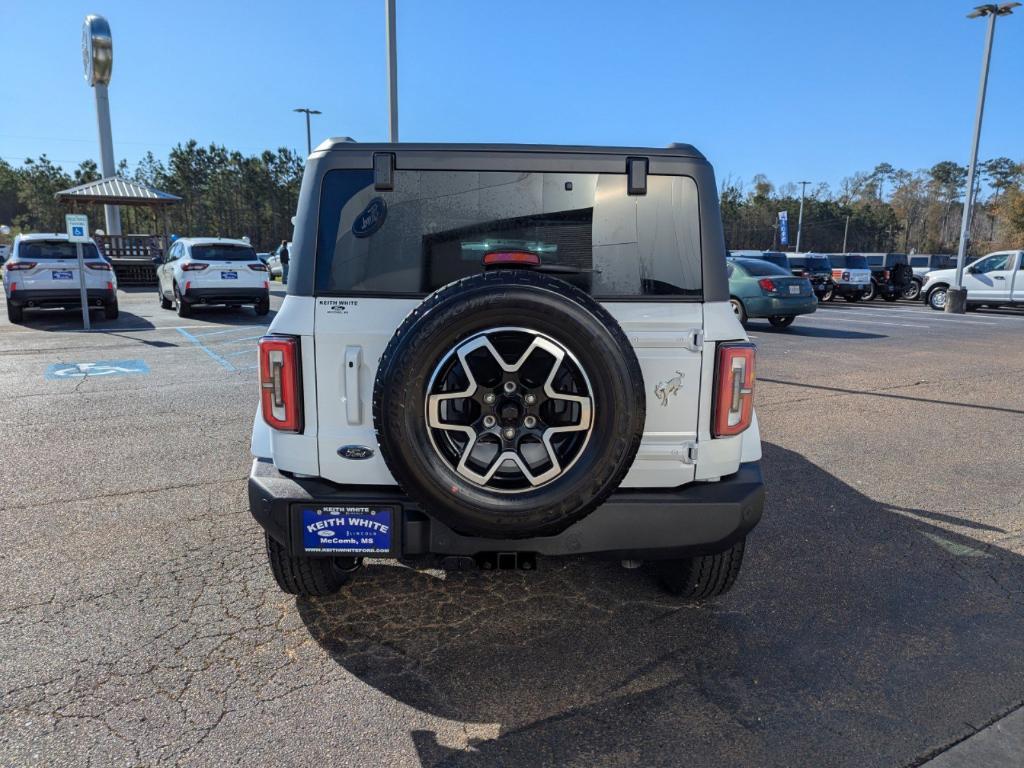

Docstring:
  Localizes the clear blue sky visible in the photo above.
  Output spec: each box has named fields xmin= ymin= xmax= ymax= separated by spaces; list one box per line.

xmin=2 ymin=0 xmax=1021 ymax=192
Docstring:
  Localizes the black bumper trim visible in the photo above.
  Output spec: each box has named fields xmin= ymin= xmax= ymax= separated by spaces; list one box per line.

xmin=182 ymin=287 xmax=269 ymax=305
xmin=248 ymin=459 xmax=764 ymax=560
xmin=8 ymin=288 xmax=115 ymax=307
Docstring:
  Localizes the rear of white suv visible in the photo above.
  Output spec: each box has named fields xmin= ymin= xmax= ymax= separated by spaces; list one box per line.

xmin=3 ymin=234 xmax=118 ymax=323
xmin=248 ymin=142 xmax=764 ymax=602
xmin=156 ymin=237 xmax=270 ymax=317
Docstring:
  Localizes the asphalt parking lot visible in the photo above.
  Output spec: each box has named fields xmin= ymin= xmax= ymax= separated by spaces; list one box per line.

xmin=1 ymin=288 xmax=1022 ymax=767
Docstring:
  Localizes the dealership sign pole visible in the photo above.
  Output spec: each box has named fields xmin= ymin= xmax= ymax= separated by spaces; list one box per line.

xmin=66 ymin=214 xmax=91 ymax=330
xmin=82 ymin=15 xmax=121 ymax=236
xmin=778 ymin=211 xmax=789 ymax=247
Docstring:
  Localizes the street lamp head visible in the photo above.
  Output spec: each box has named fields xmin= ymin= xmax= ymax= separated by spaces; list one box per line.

xmin=968 ymin=2 xmax=1019 ymax=17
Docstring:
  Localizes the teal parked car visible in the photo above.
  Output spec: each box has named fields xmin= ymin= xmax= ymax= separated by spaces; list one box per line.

xmin=727 ymin=257 xmax=817 ymax=329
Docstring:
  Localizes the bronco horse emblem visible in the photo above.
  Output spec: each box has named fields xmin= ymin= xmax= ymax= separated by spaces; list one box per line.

xmin=654 ymin=371 xmax=684 ymax=407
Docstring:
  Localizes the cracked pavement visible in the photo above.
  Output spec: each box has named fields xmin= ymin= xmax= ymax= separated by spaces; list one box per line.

xmin=1 ymin=290 xmax=1023 ymax=766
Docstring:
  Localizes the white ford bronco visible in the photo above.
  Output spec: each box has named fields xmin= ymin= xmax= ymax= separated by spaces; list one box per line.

xmin=249 ymin=142 xmax=764 ymax=599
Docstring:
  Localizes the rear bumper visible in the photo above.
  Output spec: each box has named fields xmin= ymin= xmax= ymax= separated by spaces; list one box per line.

xmin=745 ymin=295 xmax=817 ymax=318
xmin=182 ymin=286 xmax=268 ymax=305
xmin=834 ymin=283 xmax=870 ymax=297
xmin=248 ymin=459 xmax=764 ymax=562
xmin=7 ymin=287 xmax=115 ymax=308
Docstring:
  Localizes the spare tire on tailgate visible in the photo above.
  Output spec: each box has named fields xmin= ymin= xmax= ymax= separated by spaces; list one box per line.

xmin=373 ymin=269 xmax=645 ymax=538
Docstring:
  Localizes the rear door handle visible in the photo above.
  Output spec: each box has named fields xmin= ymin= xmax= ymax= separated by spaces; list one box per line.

xmin=994 ymin=276 xmax=1006 ymax=280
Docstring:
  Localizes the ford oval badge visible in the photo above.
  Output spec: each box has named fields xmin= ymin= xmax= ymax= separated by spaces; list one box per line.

xmin=351 ymin=197 xmax=387 ymax=238
xmin=338 ymin=445 xmax=375 ymax=460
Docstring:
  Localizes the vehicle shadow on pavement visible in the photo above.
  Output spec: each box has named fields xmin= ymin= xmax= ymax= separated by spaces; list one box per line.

xmin=297 ymin=442 xmax=1024 ymax=768
xmin=747 ymin=322 xmax=886 ymax=340
xmin=12 ymin=307 xmax=156 ymax=332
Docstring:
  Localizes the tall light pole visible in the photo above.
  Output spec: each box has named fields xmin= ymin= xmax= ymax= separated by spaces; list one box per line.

xmin=795 ymin=181 xmax=810 ymax=252
xmin=82 ymin=15 xmax=121 ymax=236
xmin=293 ymin=108 xmax=321 ymax=156
xmin=386 ymin=0 xmax=399 ymax=141
xmin=948 ymin=2 xmax=1019 ymax=314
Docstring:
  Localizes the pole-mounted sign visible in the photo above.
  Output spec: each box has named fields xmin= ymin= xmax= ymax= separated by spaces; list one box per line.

xmin=82 ymin=15 xmax=113 ymax=86
xmin=778 ymin=211 xmax=789 ymax=246
xmin=65 ymin=214 xmax=92 ymax=330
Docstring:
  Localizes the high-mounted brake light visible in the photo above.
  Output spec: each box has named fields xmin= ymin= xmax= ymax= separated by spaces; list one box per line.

xmin=5 ymin=261 xmax=35 ymax=271
xmin=713 ymin=343 xmax=756 ymax=438
xmin=248 ymin=263 xmax=268 ymax=272
xmin=757 ymin=278 xmax=776 ymax=293
xmin=482 ymin=250 xmax=541 ymax=267
xmin=86 ymin=261 xmax=112 ymax=271
xmin=182 ymin=262 xmax=209 ymax=271
xmin=259 ymin=336 xmax=303 ymax=432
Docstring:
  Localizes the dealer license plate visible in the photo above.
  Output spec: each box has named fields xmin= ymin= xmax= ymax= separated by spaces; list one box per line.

xmin=52 ymin=270 xmax=73 ymax=280
xmin=789 ymin=285 xmax=800 ymax=294
xmin=221 ymin=271 xmax=237 ymax=279
xmin=300 ymin=506 xmax=393 ymax=554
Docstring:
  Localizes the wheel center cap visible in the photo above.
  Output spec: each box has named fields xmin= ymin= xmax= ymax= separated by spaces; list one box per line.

xmin=499 ymin=399 xmax=521 ymax=423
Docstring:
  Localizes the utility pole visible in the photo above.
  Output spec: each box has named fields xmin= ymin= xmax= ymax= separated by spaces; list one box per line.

xmin=948 ymin=2 xmax=1019 ymax=314
xmin=293 ymin=108 xmax=321 ymax=156
xmin=386 ymin=0 xmax=399 ymax=141
xmin=842 ymin=215 xmax=851 ymax=253
xmin=795 ymin=181 xmax=810 ymax=252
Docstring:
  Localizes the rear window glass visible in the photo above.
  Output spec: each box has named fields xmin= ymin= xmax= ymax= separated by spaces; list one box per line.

xmin=830 ymin=254 xmax=869 ymax=269
xmin=788 ymin=257 xmax=806 ymax=268
xmin=734 ymin=258 xmax=791 ymax=276
xmin=19 ymin=241 xmax=100 ymax=260
xmin=316 ymin=169 xmax=703 ymax=299
xmin=910 ymin=256 xmax=929 ymax=267
xmin=866 ymin=256 xmax=883 ymax=266
xmin=887 ymin=254 xmax=908 ymax=266
xmin=807 ymin=256 xmax=831 ymax=270
xmin=191 ymin=245 xmax=257 ymax=262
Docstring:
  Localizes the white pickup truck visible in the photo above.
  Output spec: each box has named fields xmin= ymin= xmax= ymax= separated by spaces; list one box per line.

xmin=921 ymin=250 xmax=1024 ymax=310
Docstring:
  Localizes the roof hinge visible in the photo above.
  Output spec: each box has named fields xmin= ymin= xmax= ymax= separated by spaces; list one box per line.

xmin=681 ymin=442 xmax=698 ymax=464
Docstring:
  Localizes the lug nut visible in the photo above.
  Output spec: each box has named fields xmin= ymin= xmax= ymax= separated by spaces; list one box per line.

xmin=484 ymin=393 xmax=496 ymax=404
xmin=483 ymin=415 xmax=496 ymax=428
xmin=503 ymin=381 xmax=517 ymax=393
xmin=524 ymin=393 xmax=536 ymax=405
xmin=524 ymin=415 xmax=537 ymax=428
xmin=503 ymin=428 xmax=516 ymax=440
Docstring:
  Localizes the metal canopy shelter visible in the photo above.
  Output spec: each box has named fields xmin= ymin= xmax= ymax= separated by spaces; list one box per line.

xmin=54 ymin=176 xmax=181 ymax=285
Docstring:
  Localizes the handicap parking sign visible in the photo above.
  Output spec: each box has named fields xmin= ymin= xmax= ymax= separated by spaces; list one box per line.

xmin=45 ymin=360 xmax=150 ymax=380
xmin=65 ymin=213 xmax=89 ymax=243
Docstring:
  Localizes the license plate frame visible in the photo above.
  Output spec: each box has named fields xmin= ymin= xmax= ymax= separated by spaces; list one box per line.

xmin=296 ymin=505 xmax=395 ymax=555
xmin=221 ymin=271 xmax=238 ymax=280
xmin=52 ymin=270 xmax=73 ymax=280
xmin=788 ymin=285 xmax=800 ymax=295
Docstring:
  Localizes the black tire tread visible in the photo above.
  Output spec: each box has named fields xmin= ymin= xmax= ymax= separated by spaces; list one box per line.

xmin=265 ymin=533 xmax=351 ymax=596
xmin=657 ymin=538 xmax=746 ymax=600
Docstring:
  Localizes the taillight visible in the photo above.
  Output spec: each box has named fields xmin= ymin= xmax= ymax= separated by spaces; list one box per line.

xmin=882 ymin=270 xmax=890 ymax=280
xmin=713 ymin=343 xmax=756 ymax=438
xmin=482 ymin=250 xmax=541 ymax=267
xmin=259 ymin=336 xmax=303 ymax=432
xmin=182 ymin=262 xmax=208 ymax=271
xmin=757 ymin=278 xmax=776 ymax=293
xmin=248 ymin=263 xmax=268 ymax=272
xmin=5 ymin=261 xmax=35 ymax=271
xmin=86 ymin=261 xmax=112 ymax=271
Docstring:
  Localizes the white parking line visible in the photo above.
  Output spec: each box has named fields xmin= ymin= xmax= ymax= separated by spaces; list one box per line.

xmin=818 ymin=306 xmax=999 ymax=325
xmin=800 ymin=314 xmax=931 ymax=329
xmin=821 ymin=304 xmax=1024 ymax=323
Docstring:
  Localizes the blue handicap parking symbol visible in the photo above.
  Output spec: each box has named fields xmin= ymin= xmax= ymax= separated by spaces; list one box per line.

xmin=45 ymin=359 xmax=150 ymax=381
xmin=71 ymin=226 xmax=84 ymax=237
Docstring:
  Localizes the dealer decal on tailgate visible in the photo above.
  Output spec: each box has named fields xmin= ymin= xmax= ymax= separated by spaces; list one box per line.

xmin=301 ymin=506 xmax=393 ymax=554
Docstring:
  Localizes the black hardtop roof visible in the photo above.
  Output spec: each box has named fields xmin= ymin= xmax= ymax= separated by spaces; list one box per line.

xmin=313 ymin=138 xmax=705 ymax=161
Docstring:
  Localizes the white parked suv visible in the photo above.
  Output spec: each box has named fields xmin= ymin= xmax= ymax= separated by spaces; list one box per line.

xmin=248 ymin=142 xmax=764 ymax=600
xmin=921 ymin=250 xmax=1024 ymax=310
xmin=155 ymin=237 xmax=270 ymax=317
xmin=3 ymin=233 xmax=119 ymax=323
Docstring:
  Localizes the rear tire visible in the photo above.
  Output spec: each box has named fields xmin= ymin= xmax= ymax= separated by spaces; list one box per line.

xmin=862 ymin=281 xmax=877 ymax=301
xmin=902 ymin=280 xmax=922 ymax=301
xmin=768 ymin=315 xmax=795 ymax=328
xmin=265 ymin=533 xmax=358 ymax=596
xmin=254 ymin=297 xmax=270 ymax=316
xmin=174 ymin=283 xmax=192 ymax=318
xmin=654 ymin=538 xmax=746 ymax=599
xmin=927 ymin=286 xmax=948 ymax=311
xmin=104 ymin=301 xmax=119 ymax=320
xmin=729 ymin=297 xmax=748 ymax=325
xmin=159 ymin=286 xmax=172 ymax=309
xmin=820 ymin=284 xmax=834 ymax=302
xmin=7 ymin=302 xmax=24 ymax=323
